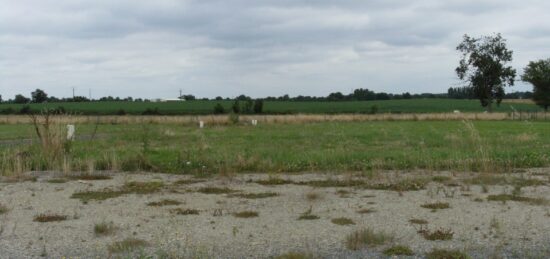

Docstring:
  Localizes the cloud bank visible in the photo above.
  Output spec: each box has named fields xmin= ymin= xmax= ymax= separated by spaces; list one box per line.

xmin=1 ymin=0 xmax=549 ymax=99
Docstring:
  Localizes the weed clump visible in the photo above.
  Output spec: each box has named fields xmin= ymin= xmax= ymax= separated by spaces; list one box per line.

xmin=229 ymin=192 xmax=278 ymax=199
xmin=170 ymin=208 xmax=199 ymax=215
xmin=426 ymin=249 xmax=470 ymax=259
xmin=275 ymin=252 xmax=314 ymax=259
xmin=255 ymin=177 xmax=293 ymax=186
xmin=298 ymin=207 xmax=319 ymax=220
xmin=71 ymin=189 xmax=125 ymax=202
xmin=331 ymin=217 xmax=355 ymax=226
xmin=94 ymin=221 xmax=117 ymax=236
xmin=0 ymin=204 xmax=8 ymax=214
xmin=421 ymin=202 xmax=450 ymax=210
xmin=47 ymin=178 xmax=68 ymax=183
xmin=487 ymin=194 xmax=548 ymax=206
xmin=233 ymin=211 xmax=259 ymax=218
xmin=173 ymin=179 xmax=205 ymax=185
xmin=409 ymin=219 xmax=429 ymax=225
xmin=356 ymin=208 xmax=376 ymax=214
xmin=345 ymin=228 xmax=393 ymax=250
xmin=197 ymin=187 xmax=237 ymax=194
xmin=108 ymin=238 xmax=148 ymax=254
xmin=123 ymin=181 xmax=164 ymax=194
xmin=68 ymin=174 xmax=112 ymax=181
xmin=420 ymin=228 xmax=454 ymax=241
xmin=383 ymin=245 xmax=415 ymax=256
xmin=147 ymin=199 xmax=182 ymax=206
xmin=33 ymin=213 xmax=68 ymax=222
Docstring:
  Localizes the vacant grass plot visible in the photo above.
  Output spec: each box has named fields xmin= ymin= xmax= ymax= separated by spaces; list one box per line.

xmin=1 ymin=120 xmax=550 ymax=175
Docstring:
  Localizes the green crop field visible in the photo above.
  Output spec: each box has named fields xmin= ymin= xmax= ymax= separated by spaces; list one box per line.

xmin=0 ymin=99 xmax=542 ymax=115
xmin=1 ymin=120 xmax=549 ymax=175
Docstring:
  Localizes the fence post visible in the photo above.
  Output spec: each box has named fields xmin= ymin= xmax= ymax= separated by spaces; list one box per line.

xmin=67 ymin=124 xmax=75 ymax=141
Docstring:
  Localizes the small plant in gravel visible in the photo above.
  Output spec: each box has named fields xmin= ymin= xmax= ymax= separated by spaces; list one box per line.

xmin=345 ymin=228 xmax=393 ymax=250
xmin=170 ymin=208 xmax=200 ymax=215
xmin=147 ymin=199 xmax=182 ymax=206
xmin=229 ymin=192 xmax=279 ymax=199
xmin=336 ymin=189 xmax=352 ymax=198
xmin=420 ymin=228 xmax=454 ymax=241
xmin=421 ymin=202 xmax=450 ymax=210
xmin=108 ymin=238 xmax=148 ymax=254
xmin=123 ymin=181 xmax=164 ymax=194
xmin=68 ymin=174 xmax=112 ymax=181
xmin=47 ymin=178 xmax=68 ymax=183
xmin=298 ymin=207 xmax=320 ymax=220
xmin=255 ymin=176 xmax=294 ymax=186
xmin=426 ymin=249 xmax=471 ymax=259
xmin=487 ymin=194 xmax=548 ymax=206
xmin=173 ymin=179 xmax=206 ymax=185
xmin=197 ymin=187 xmax=237 ymax=194
xmin=305 ymin=191 xmax=322 ymax=201
xmin=71 ymin=189 xmax=125 ymax=203
xmin=409 ymin=218 xmax=429 ymax=225
xmin=356 ymin=208 xmax=376 ymax=214
xmin=233 ymin=211 xmax=259 ymax=218
xmin=331 ymin=217 xmax=355 ymax=226
xmin=0 ymin=204 xmax=8 ymax=214
xmin=383 ymin=245 xmax=415 ymax=256
xmin=94 ymin=221 xmax=117 ymax=236
xmin=275 ymin=252 xmax=314 ymax=259
xmin=33 ymin=213 xmax=68 ymax=222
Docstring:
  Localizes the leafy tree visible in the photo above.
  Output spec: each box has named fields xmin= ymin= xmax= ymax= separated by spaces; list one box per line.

xmin=31 ymin=89 xmax=48 ymax=103
xmin=180 ymin=95 xmax=195 ymax=101
xmin=522 ymin=59 xmax=550 ymax=111
xmin=456 ymin=34 xmax=516 ymax=111
xmin=14 ymin=94 xmax=30 ymax=104
xmin=253 ymin=100 xmax=264 ymax=114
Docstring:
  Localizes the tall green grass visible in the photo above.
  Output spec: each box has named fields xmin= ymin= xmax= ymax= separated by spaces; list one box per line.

xmin=1 ymin=121 xmax=549 ymax=175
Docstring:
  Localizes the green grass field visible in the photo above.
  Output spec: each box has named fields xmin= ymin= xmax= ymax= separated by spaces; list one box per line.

xmin=2 ymin=120 xmax=549 ymax=175
xmin=0 ymin=99 xmax=542 ymax=115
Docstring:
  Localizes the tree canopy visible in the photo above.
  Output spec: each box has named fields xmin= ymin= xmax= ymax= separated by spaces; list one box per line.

xmin=522 ymin=58 xmax=550 ymax=111
xmin=456 ymin=33 xmax=516 ymax=111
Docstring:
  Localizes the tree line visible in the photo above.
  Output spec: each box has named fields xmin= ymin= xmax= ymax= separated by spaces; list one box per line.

xmin=2 ymin=33 xmax=550 ymax=111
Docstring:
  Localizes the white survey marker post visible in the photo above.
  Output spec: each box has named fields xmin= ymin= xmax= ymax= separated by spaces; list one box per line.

xmin=67 ymin=124 xmax=75 ymax=141
xmin=199 ymin=121 xmax=204 ymax=128
xmin=251 ymin=120 xmax=258 ymax=126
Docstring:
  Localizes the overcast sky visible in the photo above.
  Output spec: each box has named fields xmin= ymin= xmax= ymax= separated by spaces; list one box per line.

xmin=1 ymin=0 xmax=549 ymax=99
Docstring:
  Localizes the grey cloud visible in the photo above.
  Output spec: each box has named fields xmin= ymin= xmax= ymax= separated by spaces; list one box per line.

xmin=0 ymin=0 xmax=549 ymax=98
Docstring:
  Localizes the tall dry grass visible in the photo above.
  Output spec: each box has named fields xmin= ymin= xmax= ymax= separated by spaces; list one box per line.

xmin=0 ymin=112 xmax=511 ymax=125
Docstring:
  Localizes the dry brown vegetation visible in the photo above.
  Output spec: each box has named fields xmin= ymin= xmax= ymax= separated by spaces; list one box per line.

xmin=0 ymin=112 xmax=513 ymax=126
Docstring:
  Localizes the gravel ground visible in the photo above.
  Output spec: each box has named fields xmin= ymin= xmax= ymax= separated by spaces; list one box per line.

xmin=0 ymin=170 xmax=549 ymax=258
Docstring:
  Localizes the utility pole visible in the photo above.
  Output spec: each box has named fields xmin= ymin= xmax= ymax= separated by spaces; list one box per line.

xmin=179 ymin=89 xmax=182 ymax=98
xmin=72 ymin=87 xmax=75 ymax=98
xmin=89 ymin=88 xmax=92 ymax=100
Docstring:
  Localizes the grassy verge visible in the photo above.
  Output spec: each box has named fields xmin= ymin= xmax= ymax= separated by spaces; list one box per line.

xmin=1 ymin=120 xmax=550 ymax=175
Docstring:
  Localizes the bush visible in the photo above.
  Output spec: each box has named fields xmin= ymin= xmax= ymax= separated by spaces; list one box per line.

xmin=19 ymin=105 xmax=32 ymax=114
xmin=370 ymin=105 xmax=379 ymax=114
xmin=228 ymin=113 xmax=239 ymax=124
xmin=254 ymin=100 xmax=264 ymax=114
xmin=213 ymin=103 xmax=225 ymax=114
